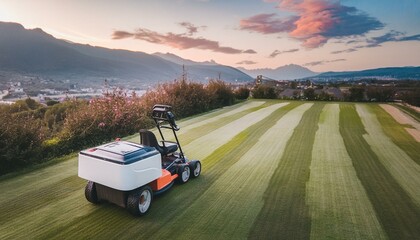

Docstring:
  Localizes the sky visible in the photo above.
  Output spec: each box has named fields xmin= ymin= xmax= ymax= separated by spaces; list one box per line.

xmin=1 ymin=0 xmax=420 ymax=72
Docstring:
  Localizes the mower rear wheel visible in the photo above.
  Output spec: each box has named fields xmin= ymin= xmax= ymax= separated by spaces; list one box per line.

xmin=85 ymin=181 xmax=99 ymax=204
xmin=176 ymin=164 xmax=190 ymax=184
xmin=189 ymin=160 xmax=201 ymax=178
xmin=127 ymin=185 xmax=153 ymax=216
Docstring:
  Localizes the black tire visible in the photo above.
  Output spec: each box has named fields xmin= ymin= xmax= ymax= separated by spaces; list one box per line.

xmin=127 ymin=185 xmax=153 ymax=216
xmin=189 ymin=160 xmax=201 ymax=178
xmin=176 ymin=164 xmax=190 ymax=184
xmin=85 ymin=181 xmax=99 ymax=204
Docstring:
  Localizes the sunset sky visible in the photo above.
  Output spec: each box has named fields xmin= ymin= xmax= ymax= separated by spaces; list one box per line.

xmin=1 ymin=0 xmax=419 ymax=72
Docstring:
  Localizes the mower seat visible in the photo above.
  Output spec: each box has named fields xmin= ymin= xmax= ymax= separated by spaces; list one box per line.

xmin=140 ymin=130 xmax=178 ymax=156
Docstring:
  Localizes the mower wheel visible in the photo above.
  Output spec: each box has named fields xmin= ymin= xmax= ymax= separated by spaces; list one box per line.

xmin=189 ymin=160 xmax=201 ymax=178
xmin=176 ymin=164 xmax=190 ymax=184
xmin=127 ymin=185 xmax=153 ymax=216
xmin=85 ymin=181 xmax=99 ymax=204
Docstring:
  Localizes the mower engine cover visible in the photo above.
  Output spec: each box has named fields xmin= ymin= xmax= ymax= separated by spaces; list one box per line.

xmin=78 ymin=141 xmax=161 ymax=191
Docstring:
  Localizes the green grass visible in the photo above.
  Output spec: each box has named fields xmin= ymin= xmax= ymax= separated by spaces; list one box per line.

xmin=340 ymin=104 xmax=420 ymax=240
xmin=248 ymin=102 xmax=323 ymax=239
xmin=307 ymin=104 xmax=386 ymax=239
xmin=177 ymin=101 xmax=270 ymax=145
xmin=356 ymin=104 xmax=420 ymax=206
xmin=0 ymin=101 xmax=419 ymax=239
xmin=152 ymin=103 xmax=313 ymax=239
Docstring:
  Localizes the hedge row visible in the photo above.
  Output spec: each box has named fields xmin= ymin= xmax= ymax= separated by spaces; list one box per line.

xmin=0 ymin=79 xmax=248 ymax=175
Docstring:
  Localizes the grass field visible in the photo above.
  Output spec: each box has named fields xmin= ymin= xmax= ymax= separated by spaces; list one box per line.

xmin=1 ymin=100 xmax=419 ymax=240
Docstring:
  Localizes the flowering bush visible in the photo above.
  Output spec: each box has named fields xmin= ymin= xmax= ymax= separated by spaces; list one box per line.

xmin=0 ymin=80 xmax=237 ymax=175
xmin=0 ymin=109 xmax=47 ymax=174
xmin=59 ymin=89 xmax=152 ymax=151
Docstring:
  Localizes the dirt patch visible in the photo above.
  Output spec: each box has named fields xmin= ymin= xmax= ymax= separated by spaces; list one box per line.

xmin=380 ymin=104 xmax=420 ymax=142
xmin=406 ymin=128 xmax=420 ymax=142
xmin=396 ymin=103 xmax=420 ymax=113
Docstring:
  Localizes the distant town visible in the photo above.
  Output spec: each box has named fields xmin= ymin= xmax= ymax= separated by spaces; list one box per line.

xmin=1 ymin=72 xmax=419 ymax=107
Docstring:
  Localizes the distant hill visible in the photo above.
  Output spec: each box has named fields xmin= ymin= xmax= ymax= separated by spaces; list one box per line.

xmin=0 ymin=22 xmax=253 ymax=88
xmin=239 ymin=64 xmax=317 ymax=80
xmin=311 ymin=66 xmax=420 ymax=81
xmin=153 ymin=52 xmax=218 ymax=66
xmin=152 ymin=52 xmax=251 ymax=82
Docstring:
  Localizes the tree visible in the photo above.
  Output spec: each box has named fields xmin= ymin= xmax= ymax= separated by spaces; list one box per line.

xmin=349 ymin=87 xmax=365 ymax=101
xmin=366 ymin=86 xmax=395 ymax=102
xmin=304 ymin=88 xmax=315 ymax=100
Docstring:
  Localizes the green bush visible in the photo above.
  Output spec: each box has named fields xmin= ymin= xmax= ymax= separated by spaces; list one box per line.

xmin=234 ymin=87 xmax=250 ymax=100
xmin=206 ymin=80 xmax=235 ymax=108
xmin=252 ymin=85 xmax=277 ymax=99
xmin=0 ymin=112 xmax=47 ymax=174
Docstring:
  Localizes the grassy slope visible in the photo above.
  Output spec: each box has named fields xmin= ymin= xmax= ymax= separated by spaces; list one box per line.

xmin=339 ymin=104 xmax=420 ymax=240
xmin=248 ymin=102 xmax=324 ymax=239
xmin=307 ymin=104 xmax=386 ymax=239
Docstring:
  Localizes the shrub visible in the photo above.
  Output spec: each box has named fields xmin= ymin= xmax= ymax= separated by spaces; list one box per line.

xmin=206 ymin=80 xmax=235 ymax=108
xmin=0 ymin=112 xmax=47 ymax=174
xmin=252 ymin=85 xmax=277 ymax=99
xmin=59 ymin=89 xmax=151 ymax=152
xmin=141 ymin=79 xmax=211 ymax=118
xmin=234 ymin=87 xmax=250 ymax=100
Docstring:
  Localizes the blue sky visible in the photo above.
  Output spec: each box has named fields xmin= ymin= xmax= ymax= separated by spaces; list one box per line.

xmin=1 ymin=0 xmax=419 ymax=71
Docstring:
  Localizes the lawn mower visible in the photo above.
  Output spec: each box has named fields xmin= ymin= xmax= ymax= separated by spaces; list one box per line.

xmin=78 ymin=104 xmax=201 ymax=216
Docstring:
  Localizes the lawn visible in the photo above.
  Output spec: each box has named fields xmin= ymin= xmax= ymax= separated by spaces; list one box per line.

xmin=0 ymin=100 xmax=419 ymax=240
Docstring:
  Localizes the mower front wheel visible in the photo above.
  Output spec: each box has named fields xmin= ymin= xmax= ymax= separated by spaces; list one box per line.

xmin=127 ymin=185 xmax=153 ymax=216
xmin=85 ymin=181 xmax=99 ymax=204
xmin=176 ymin=164 xmax=190 ymax=184
xmin=189 ymin=160 xmax=201 ymax=178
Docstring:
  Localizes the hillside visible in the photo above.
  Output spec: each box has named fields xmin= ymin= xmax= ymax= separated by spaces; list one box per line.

xmin=239 ymin=64 xmax=317 ymax=80
xmin=311 ymin=66 xmax=420 ymax=81
xmin=0 ymin=22 xmax=253 ymax=88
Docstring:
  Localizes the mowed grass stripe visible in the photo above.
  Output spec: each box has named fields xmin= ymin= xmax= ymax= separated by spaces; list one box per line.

xmin=151 ymin=103 xmax=313 ymax=240
xmin=339 ymin=104 xmax=420 ymax=240
xmin=184 ymin=102 xmax=290 ymax=161
xmin=248 ymin=103 xmax=324 ymax=240
xmin=0 ymin=178 xmax=88 ymax=239
xmin=376 ymin=104 xmax=420 ymax=164
xmin=179 ymin=100 xmax=265 ymax=132
xmin=356 ymin=104 xmax=420 ymax=206
xmin=0 ymin=157 xmax=77 ymax=204
xmin=43 ymin=102 xmax=303 ymax=239
xmin=176 ymin=101 xmax=273 ymax=145
xmin=174 ymin=100 xmax=257 ymax=126
xmin=307 ymin=104 xmax=386 ymax=240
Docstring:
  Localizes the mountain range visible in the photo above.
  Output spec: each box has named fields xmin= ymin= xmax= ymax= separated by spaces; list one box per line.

xmin=0 ymin=22 xmax=252 ymax=88
xmin=238 ymin=64 xmax=317 ymax=80
xmin=310 ymin=67 xmax=420 ymax=81
xmin=0 ymin=21 xmax=419 ymax=90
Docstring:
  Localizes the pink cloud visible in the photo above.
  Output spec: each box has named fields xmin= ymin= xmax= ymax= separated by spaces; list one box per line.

xmin=240 ymin=0 xmax=383 ymax=48
xmin=178 ymin=22 xmax=206 ymax=36
xmin=112 ymin=28 xmax=256 ymax=54
xmin=240 ymin=13 xmax=297 ymax=34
